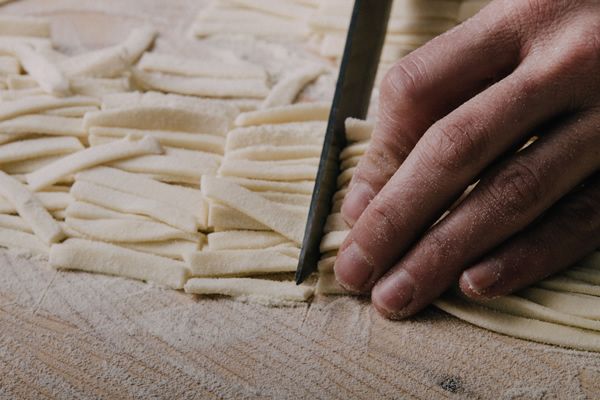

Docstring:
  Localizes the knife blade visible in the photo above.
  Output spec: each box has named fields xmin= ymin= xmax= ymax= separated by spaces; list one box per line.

xmin=296 ymin=0 xmax=392 ymax=284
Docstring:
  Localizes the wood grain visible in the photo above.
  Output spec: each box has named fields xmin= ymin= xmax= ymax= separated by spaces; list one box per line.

xmin=0 ymin=1 xmax=599 ymax=399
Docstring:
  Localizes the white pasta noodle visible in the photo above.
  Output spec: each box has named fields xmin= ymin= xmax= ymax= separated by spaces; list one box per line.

xmin=219 ymin=159 xmax=318 ymax=181
xmin=26 ymin=136 xmax=163 ymax=191
xmin=235 ymin=102 xmax=330 ymax=126
xmin=0 ymin=95 xmax=99 ymax=121
xmin=185 ymin=249 xmax=297 ymax=277
xmin=207 ymin=230 xmax=289 ymax=251
xmin=12 ymin=44 xmax=70 ymax=96
xmin=0 ymin=227 xmax=49 ymax=255
xmin=50 ymin=239 xmax=189 ymax=289
xmin=226 ymin=122 xmax=326 ymax=151
xmin=0 ymin=16 xmax=50 ymax=38
xmin=0 ymin=171 xmax=64 ymax=244
xmin=0 ymin=115 xmax=85 ymax=138
xmin=184 ymin=278 xmax=314 ymax=302
xmin=261 ymin=64 xmax=324 ymax=108
xmin=0 ymin=136 xmax=83 ymax=164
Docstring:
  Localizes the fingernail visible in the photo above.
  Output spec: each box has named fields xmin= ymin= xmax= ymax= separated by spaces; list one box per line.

xmin=373 ymin=270 xmax=414 ymax=316
xmin=334 ymin=242 xmax=373 ymax=292
xmin=341 ymin=182 xmax=374 ymax=225
xmin=462 ymin=263 xmax=500 ymax=295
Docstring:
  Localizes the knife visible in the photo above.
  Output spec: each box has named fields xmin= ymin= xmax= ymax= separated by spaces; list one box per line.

xmin=296 ymin=0 xmax=393 ymax=284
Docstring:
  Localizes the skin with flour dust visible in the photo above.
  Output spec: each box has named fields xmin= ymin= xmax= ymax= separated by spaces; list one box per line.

xmin=334 ymin=0 xmax=600 ymax=319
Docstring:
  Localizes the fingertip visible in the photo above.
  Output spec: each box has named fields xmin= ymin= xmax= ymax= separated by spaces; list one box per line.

xmin=341 ymin=181 xmax=374 ymax=226
xmin=459 ymin=263 xmax=501 ymax=299
xmin=371 ymin=270 xmax=415 ymax=320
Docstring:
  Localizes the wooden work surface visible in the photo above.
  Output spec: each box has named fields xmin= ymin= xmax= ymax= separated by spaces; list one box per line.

xmin=1 ymin=1 xmax=599 ymax=399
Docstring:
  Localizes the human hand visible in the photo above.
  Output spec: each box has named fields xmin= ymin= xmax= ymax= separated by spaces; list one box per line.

xmin=334 ymin=0 xmax=600 ymax=319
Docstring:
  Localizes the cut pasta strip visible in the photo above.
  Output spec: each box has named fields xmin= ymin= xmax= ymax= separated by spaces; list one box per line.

xmin=520 ymin=288 xmax=600 ymax=320
xmin=109 ymin=152 xmax=218 ymax=182
xmin=317 ymin=256 xmax=336 ymax=273
xmin=0 ymin=191 xmax=72 ymax=213
xmin=434 ymin=295 xmax=600 ymax=352
xmin=0 ymin=171 xmax=64 ymax=244
xmin=225 ymin=176 xmax=314 ymax=194
xmin=66 ymin=201 xmax=150 ymax=221
xmin=185 ymin=249 xmax=298 ymax=277
xmin=70 ymin=76 xmax=130 ymax=97
xmin=184 ymin=277 xmax=314 ymax=302
xmin=65 ymin=217 xmax=200 ymax=243
xmin=324 ymin=213 xmax=349 ymax=233
xmin=261 ymin=191 xmax=311 ymax=207
xmin=191 ymin=20 xmax=309 ymax=38
xmin=0 ymin=137 xmax=83 ymax=164
xmin=76 ymin=167 xmax=207 ymax=227
xmin=563 ymin=268 xmax=600 ymax=285
xmin=0 ymin=95 xmax=99 ymax=121
xmin=319 ymin=230 xmax=349 ymax=252
xmin=0 ymin=16 xmax=50 ymax=38
xmin=231 ymin=0 xmax=314 ymax=19
xmin=0 ymin=56 xmax=20 ymax=75
xmin=470 ymin=294 xmax=600 ymax=332
xmin=0 ymin=227 xmax=49 ymax=255
xmin=0 ymin=115 xmax=85 ymax=138
xmin=0 ymin=214 xmax=32 ymax=233
xmin=225 ymin=144 xmax=322 ymax=161
xmin=50 ymin=238 xmax=189 ymax=289
xmin=44 ymin=106 xmax=98 ymax=117
xmin=138 ymin=52 xmax=266 ymax=79
xmin=340 ymin=142 xmax=369 ymax=160
xmin=70 ymin=181 xmax=198 ymax=233
xmin=88 ymin=126 xmax=225 ymax=154
xmin=226 ymin=122 xmax=326 ymax=151
xmin=341 ymin=155 xmax=361 ymax=170
xmin=219 ymin=159 xmax=318 ymax=181
xmin=202 ymin=176 xmax=306 ymax=244
xmin=316 ymin=273 xmax=349 ymax=295
xmin=235 ymin=102 xmax=330 ymax=126
xmin=345 ymin=118 xmax=374 ymax=142
xmin=84 ymin=106 xmax=231 ymax=135
xmin=12 ymin=44 xmax=70 ymax=96
xmin=538 ymin=277 xmax=600 ymax=297
xmin=26 ymin=136 xmax=163 ymax=191
xmin=132 ymin=69 xmax=269 ymax=99
xmin=207 ymin=230 xmax=289 ymax=251
xmin=122 ymin=240 xmax=200 ymax=261
xmin=208 ymin=203 xmax=270 ymax=231
xmin=262 ymin=64 xmax=324 ymax=108
xmin=1 ymin=154 xmax=64 ymax=175
xmin=60 ymin=26 xmax=157 ymax=78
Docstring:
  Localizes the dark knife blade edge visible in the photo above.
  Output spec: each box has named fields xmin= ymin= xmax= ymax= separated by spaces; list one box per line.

xmin=296 ymin=0 xmax=393 ymax=284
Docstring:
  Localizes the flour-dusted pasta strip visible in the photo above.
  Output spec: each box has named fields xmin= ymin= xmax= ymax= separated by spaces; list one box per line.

xmin=66 ymin=201 xmax=150 ymax=221
xmin=122 ymin=240 xmax=201 ymax=261
xmin=50 ymin=238 xmax=189 ymax=289
xmin=70 ymin=181 xmax=198 ymax=233
xmin=202 ymin=176 xmax=306 ymax=244
xmin=319 ymin=230 xmax=349 ymax=253
xmin=225 ymin=144 xmax=322 ymax=161
xmin=324 ymin=213 xmax=349 ymax=233
xmin=70 ymin=76 xmax=131 ymax=97
xmin=538 ymin=276 xmax=600 ymax=297
xmin=0 ymin=115 xmax=85 ymax=138
xmin=520 ymin=287 xmax=600 ymax=320
xmin=1 ymin=155 xmax=64 ymax=175
xmin=0 ymin=136 xmax=83 ymax=164
xmin=219 ymin=159 xmax=318 ymax=181
xmin=84 ymin=106 xmax=231 ymax=135
xmin=89 ymin=126 xmax=225 ymax=154
xmin=0 ymin=191 xmax=72 ymax=213
xmin=345 ymin=118 xmax=374 ymax=142
xmin=470 ymin=294 xmax=600 ymax=332
xmin=434 ymin=295 xmax=600 ymax=352
xmin=0 ymin=227 xmax=49 ymax=255
xmin=185 ymin=249 xmax=298 ymax=277
xmin=0 ymin=171 xmax=64 ymax=244
xmin=184 ymin=278 xmax=313 ymax=302
xmin=231 ymin=0 xmax=314 ymax=19
xmin=262 ymin=64 xmax=324 ymax=108
xmin=317 ymin=256 xmax=336 ymax=273
xmin=60 ymin=26 xmax=157 ymax=78
xmin=563 ymin=268 xmax=600 ymax=285
xmin=44 ymin=106 xmax=98 ymax=118
xmin=0 ymin=16 xmax=50 ymax=37
xmin=316 ymin=273 xmax=349 ymax=295
xmin=65 ymin=217 xmax=200 ymax=243
xmin=132 ymin=69 xmax=269 ymax=99
xmin=225 ymin=177 xmax=315 ymax=195
xmin=226 ymin=122 xmax=326 ymax=151
xmin=191 ymin=20 xmax=309 ymax=38
xmin=207 ymin=230 xmax=289 ymax=251
xmin=235 ymin=102 xmax=330 ymax=126
xmin=12 ymin=44 xmax=70 ymax=96
xmin=208 ymin=202 xmax=270 ymax=231
xmin=109 ymin=152 xmax=219 ymax=182
xmin=26 ymin=136 xmax=163 ymax=191
xmin=77 ymin=167 xmax=208 ymax=228
xmin=0 ymin=95 xmax=99 ymax=121
xmin=0 ymin=214 xmax=32 ymax=233
xmin=138 ymin=52 xmax=266 ymax=79
xmin=261 ymin=191 xmax=312 ymax=207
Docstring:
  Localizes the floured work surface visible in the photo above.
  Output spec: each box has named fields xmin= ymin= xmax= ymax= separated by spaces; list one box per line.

xmin=1 ymin=1 xmax=600 ymax=399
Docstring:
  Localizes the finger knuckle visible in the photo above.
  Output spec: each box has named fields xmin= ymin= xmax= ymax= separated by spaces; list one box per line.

xmin=483 ymin=159 xmax=545 ymax=218
xmin=366 ymin=195 xmax=406 ymax=243
xmin=381 ymin=55 xmax=428 ymax=105
xmin=419 ymin=120 xmax=488 ymax=174
xmin=555 ymin=190 xmax=600 ymax=241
